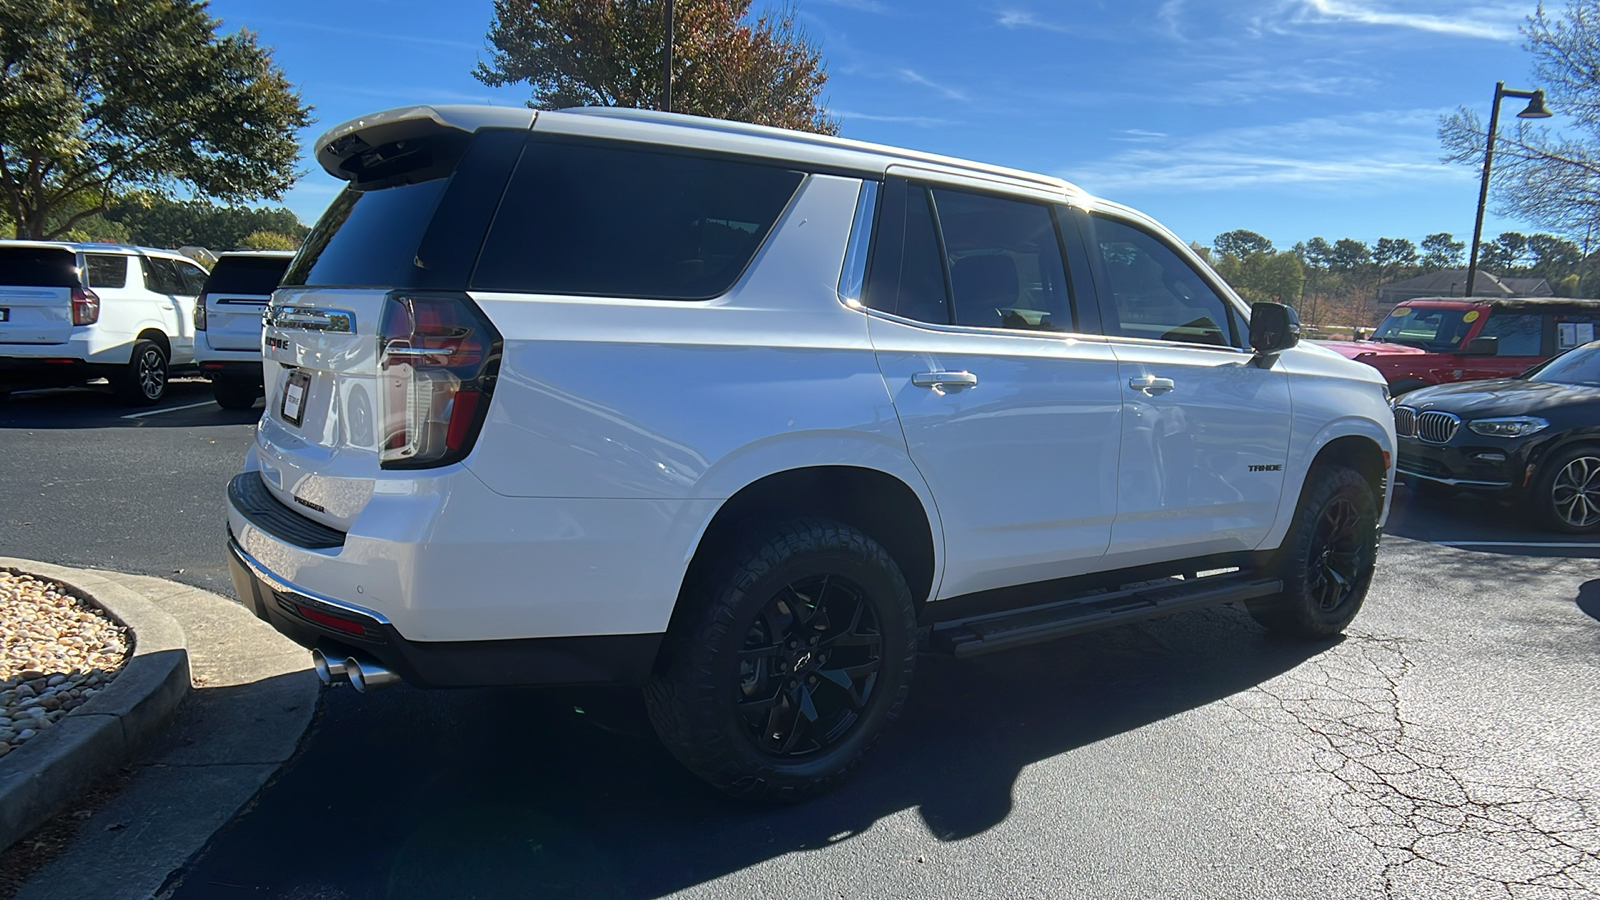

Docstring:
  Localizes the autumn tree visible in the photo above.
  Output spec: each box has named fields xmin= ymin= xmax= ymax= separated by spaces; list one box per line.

xmin=0 ymin=0 xmax=311 ymax=239
xmin=476 ymin=0 xmax=837 ymax=134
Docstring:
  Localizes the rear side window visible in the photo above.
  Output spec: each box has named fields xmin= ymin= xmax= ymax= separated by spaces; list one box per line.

xmin=932 ymin=188 xmax=1072 ymax=331
xmin=862 ymin=180 xmax=949 ymax=323
xmin=0 ymin=247 xmax=79 ymax=287
xmin=473 ymin=140 xmax=805 ymax=300
xmin=203 ymin=256 xmax=289 ymax=295
xmin=282 ymin=180 xmax=449 ymax=288
xmin=175 ymin=260 xmax=208 ymax=295
xmin=85 ymin=254 xmax=128 ymax=289
xmin=1477 ymin=312 xmax=1542 ymax=356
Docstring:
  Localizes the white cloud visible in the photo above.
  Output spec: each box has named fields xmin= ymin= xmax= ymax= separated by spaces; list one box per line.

xmin=895 ymin=68 xmax=970 ymax=102
xmin=1112 ymin=129 xmax=1169 ymax=142
xmin=1293 ymin=0 xmax=1519 ymax=40
xmin=832 ymin=109 xmax=952 ymax=127
xmin=996 ymin=10 xmax=1072 ymax=33
xmin=1068 ymin=109 xmax=1473 ymax=194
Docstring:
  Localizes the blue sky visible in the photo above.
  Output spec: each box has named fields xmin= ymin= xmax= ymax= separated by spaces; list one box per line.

xmin=208 ymin=0 xmax=1546 ymax=253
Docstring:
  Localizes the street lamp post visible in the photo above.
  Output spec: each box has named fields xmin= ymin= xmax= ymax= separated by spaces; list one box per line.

xmin=662 ymin=0 xmax=675 ymax=113
xmin=1465 ymin=81 xmax=1552 ymax=297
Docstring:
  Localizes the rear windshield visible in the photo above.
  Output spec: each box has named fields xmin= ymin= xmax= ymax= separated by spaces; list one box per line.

xmin=473 ymin=141 xmax=804 ymax=299
xmin=0 ymin=247 xmax=80 ymax=288
xmin=203 ymin=255 xmax=291 ymax=295
xmin=281 ymin=180 xmax=448 ymax=288
xmin=1371 ymin=306 xmax=1474 ymax=352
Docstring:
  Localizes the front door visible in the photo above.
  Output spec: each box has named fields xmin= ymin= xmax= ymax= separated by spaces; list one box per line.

xmin=864 ymin=178 xmax=1122 ymax=599
xmin=1078 ymin=212 xmax=1293 ymax=569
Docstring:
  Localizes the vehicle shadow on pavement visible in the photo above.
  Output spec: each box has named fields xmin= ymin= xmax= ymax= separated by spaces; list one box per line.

xmin=1574 ymin=580 xmax=1600 ymax=622
xmin=0 ymin=382 xmax=259 ymax=430
xmin=165 ymin=606 xmax=1329 ymax=900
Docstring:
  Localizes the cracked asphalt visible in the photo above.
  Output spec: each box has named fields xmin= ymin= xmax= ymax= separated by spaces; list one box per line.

xmin=2 ymin=384 xmax=1598 ymax=899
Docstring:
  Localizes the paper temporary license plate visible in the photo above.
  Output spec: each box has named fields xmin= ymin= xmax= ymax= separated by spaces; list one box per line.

xmin=280 ymin=369 xmax=310 ymax=426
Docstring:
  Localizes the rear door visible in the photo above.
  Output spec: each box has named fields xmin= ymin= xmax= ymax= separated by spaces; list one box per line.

xmin=1458 ymin=309 xmax=1543 ymax=380
xmin=203 ymin=256 xmax=291 ymax=351
xmin=865 ymin=177 xmax=1122 ymax=598
xmin=0 ymin=246 xmax=79 ymax=345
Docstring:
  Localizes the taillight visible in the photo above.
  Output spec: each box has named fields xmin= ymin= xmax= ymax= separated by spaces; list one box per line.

xmin=377 ymin=292 xmax=500 ymax=468
xmin=194 ymin=294 xmax=208 ymax=331
xmin=70 ymin=287 xmax=100 ymax=326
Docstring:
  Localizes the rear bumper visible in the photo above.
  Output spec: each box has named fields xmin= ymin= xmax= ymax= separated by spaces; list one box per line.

xmin=195 ymin=357 xmax=264 ymax=384
xmin=226 ymin=535 xmax=663 ymax=688
xmin=0 ymin=356 xmax=116 ymax=386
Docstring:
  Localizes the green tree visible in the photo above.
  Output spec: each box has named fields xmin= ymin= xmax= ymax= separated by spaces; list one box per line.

xmin=1420 ymin=232 xmax=1466 ymax=270
xmin=0 ymin=0 xmax=311 ymax=239
xmin=1480 ymin=231 xmax=1529 ymax=273
xmin=1213 ymin=229 xmax=1273 ymax=259
xmin=1372 ymin=237 xmax=1418 ymax=270
xmin=238 ymin=230 xmax=298 ymax=250
xmin=104 ymin=193 xmax=308 ymax=250
xmin=1215 ymin=249 xmax=1303 ymax=305
xmin=476 ymin=0 xmax=836 ymax=134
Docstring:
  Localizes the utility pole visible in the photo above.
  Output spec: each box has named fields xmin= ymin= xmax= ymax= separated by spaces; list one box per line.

xmin=662 ymin=0 xmax=674 ymax=113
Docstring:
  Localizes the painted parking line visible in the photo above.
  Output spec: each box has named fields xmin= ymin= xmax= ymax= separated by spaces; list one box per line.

xmin=121 ymin=400 xmax=218 ymax=420
xmin=1436 ymin=540 xmax=1600 ymax=549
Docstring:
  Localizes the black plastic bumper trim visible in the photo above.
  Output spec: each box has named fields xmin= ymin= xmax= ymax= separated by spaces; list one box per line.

xmin=227 ymin=471 xmax=347 ymax=550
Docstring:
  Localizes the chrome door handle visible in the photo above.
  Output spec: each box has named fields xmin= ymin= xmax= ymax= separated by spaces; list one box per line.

xmin=912 ymin=371 xmax=979 ymax=391
xmin=1129 ymin=375 xmax=1176 ymax=395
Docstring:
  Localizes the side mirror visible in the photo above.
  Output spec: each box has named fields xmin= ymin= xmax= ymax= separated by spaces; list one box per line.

xmin=1463 ymin=336 xmax=1499 ymax=356
xmin=1250 ymin=302 xmax=1300 ymax=355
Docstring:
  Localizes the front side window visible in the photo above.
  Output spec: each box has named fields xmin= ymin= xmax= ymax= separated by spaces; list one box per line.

xmin=1476 ymin=312 xmax=1542 ymax=356
xmin=473 ymin=140 xmax=804 ymax=300
xmin=175 ymin=261 xmax=208 ymax=295
xmin=140 ymin=257 xmax=182 ymax=295
xmin=84 ymin=254 xmax=128 ymax=289
xmin=1089 ymin=216 xmax=1238 ymax=347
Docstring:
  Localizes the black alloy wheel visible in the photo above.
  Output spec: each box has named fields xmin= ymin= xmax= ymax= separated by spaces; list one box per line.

xmin=1248 ymin=464 xmax=1377 ymax=639
xmin=645 ymin=518 xmax=917 ymax=801
xmin=1305 ymin=497 xmax=1363 ymax=613
xmin=735 ymin=573 xmax=883 ymax=758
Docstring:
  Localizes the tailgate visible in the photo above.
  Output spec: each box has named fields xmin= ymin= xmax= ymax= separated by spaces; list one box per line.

xmin=255 ymin=288 xmax=390 ymax=531
xmin=0 ymin=247 xmax=79 ymax=345
xmin=206 ymin=292 xmax=269 ymax=351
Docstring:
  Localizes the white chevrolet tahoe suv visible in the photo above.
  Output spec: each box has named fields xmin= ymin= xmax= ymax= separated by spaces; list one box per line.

xmin=226 ymin=106 xmax=1396 ymax=800
xmin=194 ymin=250 xmax=295 ymax=409
xmin=0 ymin=241 xmax=208 ymax=404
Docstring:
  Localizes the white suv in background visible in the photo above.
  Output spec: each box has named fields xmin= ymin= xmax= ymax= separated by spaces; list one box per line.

xmin=194 ymin=251 xmax=294 ymax=409
xmin=226 ymin=106 xmax=1396 ymax=800
xmin=0 ymin=242 xmax=207 ymax=403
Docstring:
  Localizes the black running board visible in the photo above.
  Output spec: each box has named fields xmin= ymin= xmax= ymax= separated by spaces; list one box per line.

xmin=928 ymin=574 xmax=1283 ymax=659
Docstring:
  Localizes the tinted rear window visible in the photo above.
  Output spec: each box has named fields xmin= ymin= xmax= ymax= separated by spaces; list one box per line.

xmin=204 ymin=256 xmax=291 ymax=295
xmin=0 ymin=247 xmax=79 ymax=288
xmin=472 ymin=140 xmax=805 ymax=300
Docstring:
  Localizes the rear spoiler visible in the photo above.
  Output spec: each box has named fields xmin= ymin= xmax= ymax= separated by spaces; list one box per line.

xmin=314 ymin=105 xmax=537 ymax=190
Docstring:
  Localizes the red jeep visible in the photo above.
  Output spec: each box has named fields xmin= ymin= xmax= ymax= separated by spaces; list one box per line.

xmin=1318 ymin=297 xmax=1600 ymax=394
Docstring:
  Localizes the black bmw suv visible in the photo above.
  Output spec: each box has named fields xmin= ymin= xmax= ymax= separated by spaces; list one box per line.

xmin=1394 ymin=341 xmax=1600 ymax=532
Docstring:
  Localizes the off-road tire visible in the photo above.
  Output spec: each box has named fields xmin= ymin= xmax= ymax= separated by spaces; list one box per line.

xmin=1248 ymin=465 xmax=1378 ymax=639
xmin=212 ymin=380 xmax=261 ymax=411
xmin=1532 ymin=444 xmax=1600 ymax=534
xmin=644 ymin=518 xmax=918 ymax=802
xmin=113 ymin=339 xmax=168 ymax=405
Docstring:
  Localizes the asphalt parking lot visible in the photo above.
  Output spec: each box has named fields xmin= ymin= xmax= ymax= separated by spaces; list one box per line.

xmin=2 ymin=384 xmax=1599 ymax=899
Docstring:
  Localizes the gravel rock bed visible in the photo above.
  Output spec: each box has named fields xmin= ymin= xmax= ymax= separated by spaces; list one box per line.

xmin=0 ymin=570 xmax=130 ymax=760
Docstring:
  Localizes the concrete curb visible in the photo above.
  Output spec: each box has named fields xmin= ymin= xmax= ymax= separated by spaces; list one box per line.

xmin=0 ymin=558 xmax=191 ymax=853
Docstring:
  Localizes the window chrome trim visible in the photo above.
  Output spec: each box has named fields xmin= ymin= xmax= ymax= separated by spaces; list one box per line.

xmin=863 ymin=306 xmax=1111 ymax=345
xmin=837 ymin=180 xmax=879 ymax=308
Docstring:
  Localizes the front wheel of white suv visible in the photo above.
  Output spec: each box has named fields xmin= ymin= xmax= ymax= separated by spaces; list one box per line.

xmin=644 ymin=518 xmax=918 ymax=802
xmin=1247 ymin=465 xmax=1378 ymax=639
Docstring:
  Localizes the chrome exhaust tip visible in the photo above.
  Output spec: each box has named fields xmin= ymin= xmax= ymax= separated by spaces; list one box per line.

xmin=345 ymin=656 xmax=400 ymax=693
xmin=311 ymin=648 xmax=347 ymax=685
